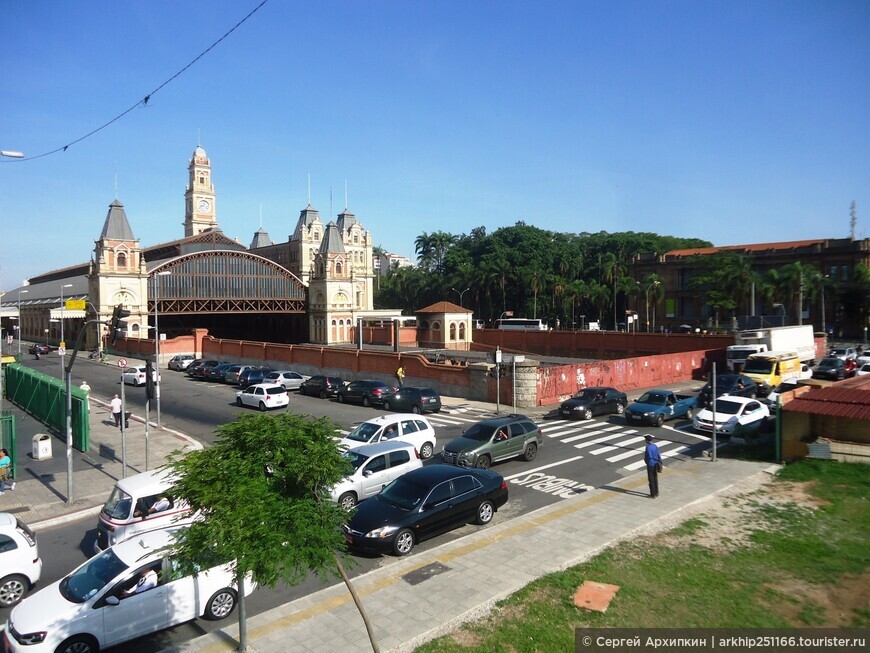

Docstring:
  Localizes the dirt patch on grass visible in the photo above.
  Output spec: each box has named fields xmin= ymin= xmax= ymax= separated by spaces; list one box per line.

xmin=762 ymin=573 xmax=870 ymax=627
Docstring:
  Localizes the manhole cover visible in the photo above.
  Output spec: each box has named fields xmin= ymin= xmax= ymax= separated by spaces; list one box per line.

xmin=402 ymin=562 xmax=451 ymax=586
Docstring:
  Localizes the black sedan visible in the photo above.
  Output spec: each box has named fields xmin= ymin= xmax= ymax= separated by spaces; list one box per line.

xmin=299 ymin=375 xmax=345 ymax=398
xmin=558 ymin=386 xmax=627 ymax=420
xmin=697 ymin=374 xmax=758 ymax=407
xmin=813 ymin=357 xmax=845 ymax=381
xmin=381 ymin=386 xmax=442 ymax=414
xmin=337 ymin=380 xmax=398 ymax=407
xmin=343 ymin=465 xmax=508 ymax=556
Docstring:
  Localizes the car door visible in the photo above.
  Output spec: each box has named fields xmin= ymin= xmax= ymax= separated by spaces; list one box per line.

xmin=488 ymin=426 xmax=514 ymax=462
xmin=397 ymin=418 xmax=422 ymax=450
xmin=740 ymin=401 xmax=765 ymax=430
xmin=446 ymin=475 xmax=483 ymax=526
xmin=359 ymin=453 xmax=390 ymax=499
xmin=415 ymin=480 xmax=456 ymax=539
xmin=99 ymin=562 xmax=169 ymax=647
xmin=385 ymin=449 xmax=413 ymax=485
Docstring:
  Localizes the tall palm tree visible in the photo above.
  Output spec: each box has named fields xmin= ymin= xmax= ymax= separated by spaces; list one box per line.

xmin=585 ymin=280 xmax=610 ymax=326
xmin=523 ymin=268 xmax=545 ymax=319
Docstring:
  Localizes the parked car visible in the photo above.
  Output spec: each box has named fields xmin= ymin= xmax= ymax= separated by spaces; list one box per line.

xmin=186 ymin=359 xmax=218 ymax=377
xmin=829 ymin=346 xmax=857 ymax=361
xmin=692 ymin=397 xmax=770 ymax=437
xmin=235 ymin=383 xmax=289 ymax=411
xmin=3 ymin=529 xmax=254 ymax=653
xmin=381 ymin=387 xmax=442 ymax=414
xmin=28 ymin=344 xmax=51 ymax=355
xmin=238 ymin=366 xmax=271 ymax=388
xmin=336 ymin=380 xmax=398 ymax=408
xmin=330 ymin=441 xmax=423 ymax=510
xmin=625 ymin=390 xmax=696 ymax=426
xmin=265 ymin=370 xmax=310 ymax=391
xmin=441 ymin=414 xmax=542 ymax=469
xmin=558 ymin=386 xmax=627 ymax=420
xmin=203 ymin=362 xmax=234 ymax=382
xmin=763 ymin=381 xmax=800 ymax=406
xmin=697 ymin=374 xmax=758 ymax=407
xmin=338 ymin=414 xmax=437 ymax=460
xmin=813 ymin=357 xmax=846 ymax=381
xmin=0 ymin=513 xmax=41 ymax=608
xmin=857 ymin=363 xmax=870 ymax=377
xmin=121 ymin=365 xmax=159 ymax=387
xmin=342 ymin=465 xmax=508 ymax=556
xmin=223 ymin=364 xmax=257 ymax=385
xmin=167 ymin=355 xmax=195 ymax=371
xmin=299 ymin=375 xmax=345 ymax=398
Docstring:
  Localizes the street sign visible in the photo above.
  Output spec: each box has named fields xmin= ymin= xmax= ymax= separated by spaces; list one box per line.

xmin=66 ymin=299 xmax=86 ymax=310
xmin=57 ymin=347 xmax=66 ymax=356
xmin=118 ymin=358 xmax=128 ymax=368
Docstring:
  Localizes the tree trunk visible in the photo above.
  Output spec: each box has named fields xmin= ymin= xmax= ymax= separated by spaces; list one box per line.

xmin=336 ymin=555 xmax=380 ymax=653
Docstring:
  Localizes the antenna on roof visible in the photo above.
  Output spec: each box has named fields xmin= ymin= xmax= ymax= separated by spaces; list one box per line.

xmin=197 ymin=128 xmax=201 ymax=147
xmin=307 ymin=174 xmax=311 ymax=206
xmin=329 ymin=186 xmax=333 ymax=216
xmin=850 ymin=201 xmax=857 ymax=241
xmin=345 ymin=179 xmax=348 ymax=210
xmin=259 ymin=203 xmax=263 ymax=229
xmin=114 ymin=162 xmax=118 ymax=199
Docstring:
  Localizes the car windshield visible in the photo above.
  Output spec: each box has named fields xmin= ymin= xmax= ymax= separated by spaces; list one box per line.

xmin=636 ymin=392 xmax=666 ymax=406
xmin=711 ymin=399 xmax=743 ymax=415
xmin=743 ymin=359 xmax=773 ymax=374
xmin=344 ymin=450 xmax=370 ymax=472
xmin=59 ymin=549 xmax=130 ymax=603
xmin=101 ymin=486 xmax=133 ymax=520
xmin=820 ymin=358 xmax=839 ymax=367
xmin=378 ymin=476 xmax=429 ymax=510
xmin=773 ymin=382 xmax=798 ymax=393
xmin=346 ymin=422 xmax=381 ymax=443
xmin=462 ymin=422 xmax=498 ymax=442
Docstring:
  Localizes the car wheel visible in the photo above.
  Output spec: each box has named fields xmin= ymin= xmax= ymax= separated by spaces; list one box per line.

xmin=383 ymin=400 xmax=392 ymax=411
xmin=338 ymin=492 xmax=357 ymax=510
xmin=258 ymin=401 xmax=267 ymax=412
xmin=616 ymin=402 xmax=625 ymax=415
xmin=236 ymin=397 xmax=243 ymax=407
xmin=420 ymin=442 xmax=434 ymax=460
xmin=319 ymin=390 xmax=327 ymax=399
xmin=522 ymin=442 xmax=538 ymax=462
xmin=204 ymin=588 xmax=237 ymax=620
xmin=393 ymin=528 xmax=415 ymax=556
xmin=475 ymin=500 xmax=495 ymax=525
xmin=685 ymin=407 xmax=694 ymax=420
xmin=474 ymin=455 xmax=491 ymax=470
xmin=55 ymin=635 xmax=99 ymax=653
xmin=582 ymin=408 xmax=592 ymax=420
xmin=411 ymin=405 xmax=422 ymax=414
xmin=655 ymin=413 xmax=665 ymax=428
xmin=338 ymin=393 xmax=345 ymax=403
xmin=0 ymin=574 xmax=28 ymax=607
xmin=362 ymin=395 xmax=371 ymax=407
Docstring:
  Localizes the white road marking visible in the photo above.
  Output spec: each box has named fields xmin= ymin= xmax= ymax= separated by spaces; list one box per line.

xmin=501 ymin=455 xmax=585 ymax=481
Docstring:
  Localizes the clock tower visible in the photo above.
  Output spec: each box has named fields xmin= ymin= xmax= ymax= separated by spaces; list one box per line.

xmin=183 ymin=145 xmax=218 ymax=237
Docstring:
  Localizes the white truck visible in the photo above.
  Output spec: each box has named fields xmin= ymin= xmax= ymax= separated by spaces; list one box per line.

xmin=726 ymin=325 xmax=816 ymax=372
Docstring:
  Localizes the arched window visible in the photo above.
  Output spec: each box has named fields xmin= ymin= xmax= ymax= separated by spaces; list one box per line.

xmin=459 ymin=322 xmax=466 ymax=340
xmin=449 ymin=323 xmax=457 ymax=340
xmin=336 ymin=261 xmax=343 ymax=275
xmin=117 ymin=252 xmax=127 ymax=269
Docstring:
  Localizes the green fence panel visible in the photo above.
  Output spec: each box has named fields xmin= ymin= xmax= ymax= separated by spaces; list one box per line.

xmin=0 ymin=412 xmax=15 ymax=479
xmin=3 ymin=364 xmax=90 ymax=453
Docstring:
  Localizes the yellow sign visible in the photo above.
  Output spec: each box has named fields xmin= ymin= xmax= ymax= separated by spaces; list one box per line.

xmin=66 ymin=299 xmax=86 ymax=310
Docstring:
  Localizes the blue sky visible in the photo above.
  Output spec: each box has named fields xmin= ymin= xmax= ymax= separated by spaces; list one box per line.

xmin=2 ymin=1 xmax=868 ymax=288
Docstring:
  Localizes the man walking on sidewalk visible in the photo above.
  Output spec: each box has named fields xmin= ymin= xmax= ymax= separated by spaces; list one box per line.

xmin=111 ymin=394 xmax=123 ymax=428
xmin=644 ymin=434 xmax=662 ymax=498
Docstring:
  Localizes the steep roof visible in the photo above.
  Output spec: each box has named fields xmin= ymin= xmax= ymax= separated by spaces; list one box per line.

xmin=318 ymin=222 xmax=346 ymax=254
xmin=784 ymin=377 xmax=870 ymax=420
xmin=291 ymin=204 xmax=322 ymax=240
xmin=336 ymin=208 xmax=358 ymax=232
xmin=98 ymin=200 xmax=136 ymax=241
xmin=249 ymin=227 xmax=273 ymax=249
xmin=416 ymin=301 xmax=472 ymax=314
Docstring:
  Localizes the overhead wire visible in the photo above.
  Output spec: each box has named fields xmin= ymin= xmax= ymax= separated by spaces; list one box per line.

xmin=3 ymin=0 xmax=270 ymax=163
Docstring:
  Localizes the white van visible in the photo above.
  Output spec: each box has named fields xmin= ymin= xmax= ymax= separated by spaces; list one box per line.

xmin=95 ymin=468 xmax=193 ymax=553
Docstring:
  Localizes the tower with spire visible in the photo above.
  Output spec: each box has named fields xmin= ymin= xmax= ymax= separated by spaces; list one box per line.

xmin=183 ymin=145 xmax=218 ymax=237
xmin=87 ymin=199 xmax=149 ymax=342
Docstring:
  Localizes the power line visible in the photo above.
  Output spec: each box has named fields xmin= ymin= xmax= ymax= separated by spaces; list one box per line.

xmin=3 ymin=0 xmax=270 ymax=163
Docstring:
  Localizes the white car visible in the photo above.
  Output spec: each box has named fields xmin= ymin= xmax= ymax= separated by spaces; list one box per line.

xmin=122 ymin=365 xmax=159 ymax=387
xmin=235 ymin=382 xmax=289 ymax=411
xmin=330 ymin=440 xmax=422 ymax=510
xmin=797 ymin=363 xmax=813 ymax=380
xmin=829 ymin=347 xmax=857 ymax=361
xmin=264 ymin=370 xmax=310 ymax=390
xmin=3 ymin=529 xmax=255 ymax=653
xmin=0 ymin=514 xmax=41 ymax=608
xmin=338 ymin=414 xmax=438 ymax=460
xmin=693 ymin=396 xmax=770 ymax=437
xmin=856 ymin=363 xmax=870 ymax=377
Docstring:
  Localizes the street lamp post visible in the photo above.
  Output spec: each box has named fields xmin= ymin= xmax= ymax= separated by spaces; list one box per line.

xmin=153 ymin=271 xmax=172 ymax=430
xmin=17 ymin=290 xmax=28 ymax=355
xmin=451 ymin=287 xmax=470 ymax=308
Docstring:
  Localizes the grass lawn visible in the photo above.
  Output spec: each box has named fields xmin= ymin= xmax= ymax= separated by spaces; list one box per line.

xmin=415 ymin=459 xmax=870 ymax=653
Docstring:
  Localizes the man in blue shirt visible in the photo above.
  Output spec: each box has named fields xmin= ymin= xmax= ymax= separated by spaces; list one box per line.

xmin=644 ymin=435 xmax=662 ymax=498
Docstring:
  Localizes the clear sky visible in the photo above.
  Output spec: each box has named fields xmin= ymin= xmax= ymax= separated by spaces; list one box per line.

xmin=1 ymin=1 xmax=868 ymax=289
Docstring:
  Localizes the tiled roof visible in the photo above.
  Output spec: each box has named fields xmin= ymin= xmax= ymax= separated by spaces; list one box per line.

xmin=416 ymin=301 xmax=471 ymax=314
xmin=665 ymin=239 xmax=826 ymax=257
xmin=784 ymin=377 xmax=870 ymax=420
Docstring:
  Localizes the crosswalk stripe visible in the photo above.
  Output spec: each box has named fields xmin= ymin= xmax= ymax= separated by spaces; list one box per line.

xmin=428 ymin=416 xmax=475 ymax=426
xmin=603 ymin=437 xmax=650 ymax=462
xmin=570 ymin=426 xmax=625 ymax=449
xmin=589 ymin=433 xmax=643 ymax=456
xmin=622 ymin=444 xmax=695 ymax=471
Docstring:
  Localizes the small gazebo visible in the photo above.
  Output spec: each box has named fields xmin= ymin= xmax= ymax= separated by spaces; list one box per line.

xmin=416 ymin=301 xmax=473 ymax=350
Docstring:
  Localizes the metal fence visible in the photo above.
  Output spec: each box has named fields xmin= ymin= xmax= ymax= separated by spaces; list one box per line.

xmin=3 ymin=364 xmax=90 ymax=452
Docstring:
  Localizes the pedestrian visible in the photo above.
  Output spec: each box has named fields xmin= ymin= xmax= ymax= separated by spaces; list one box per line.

xmin=0 ymin=448 xmax=14 ymax=493
xmin=396 ymin=365 xmax=405 ymax=388
xmin=111 ymin=393 xmax=123 ymax=428
xmin=644 ymin=435 xmax=663 ymax=498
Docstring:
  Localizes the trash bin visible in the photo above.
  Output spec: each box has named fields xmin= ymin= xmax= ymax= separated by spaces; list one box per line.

xmin=33 ymin=434 xmax=52 ymax=461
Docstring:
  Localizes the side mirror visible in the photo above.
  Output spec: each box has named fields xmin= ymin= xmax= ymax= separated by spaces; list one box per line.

xmin=105 ymin=596 xmax=120 ymax=606
xmin=363 ymin=470 xmax=373 ymax=477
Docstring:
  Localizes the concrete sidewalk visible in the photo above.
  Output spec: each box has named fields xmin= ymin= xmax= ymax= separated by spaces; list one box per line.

xmin=160 ymin=457 xmax=774 ymax=653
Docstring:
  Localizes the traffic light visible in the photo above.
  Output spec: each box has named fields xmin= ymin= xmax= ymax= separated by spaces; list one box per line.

xmin=145 ymin=360 xmax=155 ymax=400
xmin=109 ymin=304 xmax=131 ymax=344
xmin=499 ymin=364 xmax=508 ymax=378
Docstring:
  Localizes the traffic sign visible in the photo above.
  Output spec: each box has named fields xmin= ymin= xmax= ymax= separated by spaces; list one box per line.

xmin=57 ymin=347 xmax=66 ymax=356
xmin=118 ymin=358 xmax=128 ymax=368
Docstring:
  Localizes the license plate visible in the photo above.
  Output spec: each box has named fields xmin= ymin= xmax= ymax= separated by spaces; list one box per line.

xmin=631 ymin=415 xmax=641 ymax=420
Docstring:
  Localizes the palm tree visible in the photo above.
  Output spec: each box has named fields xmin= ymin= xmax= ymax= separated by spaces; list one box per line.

xmin=780 ymin=261 xmax=812 ymax=325
xmin=585 ymin=280 xmax=610 ymax=326
xmin=523 ymin=268 xmax=545 ymax=319
xmin=642 ymin=273 xmax=663 ymax=332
